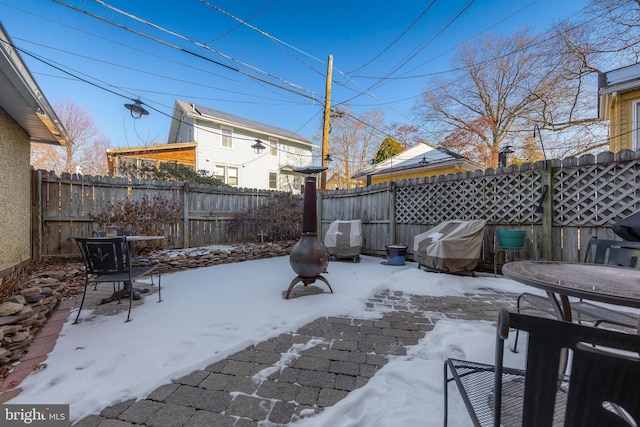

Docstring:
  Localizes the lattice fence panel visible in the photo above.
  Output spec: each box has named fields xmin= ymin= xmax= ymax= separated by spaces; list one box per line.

xmin=554 ymin=158 xmax=640 ymax=226
xmin=396 ymin=168 xmax=544 ymax=225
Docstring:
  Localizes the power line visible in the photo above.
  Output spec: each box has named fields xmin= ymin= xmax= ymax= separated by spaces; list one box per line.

xmin=54 ymin=0 xmax=319 ymax=104
xmin=205 ymin=0 xmax=277 ymax=44
xmin=92 ymin=0 xmax=314 ymax=99
xmin=15 ymin=37 xmax=308 ymax=105
xmin=347 ymin=1 xmax=437 ymax=74
xmin=199 ymin=0 xmax=326 ymax=78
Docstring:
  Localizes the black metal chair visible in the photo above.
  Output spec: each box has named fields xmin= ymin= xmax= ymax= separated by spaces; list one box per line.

xmin=70 ymin=236 xmax=161 ymax=323
xmin=443 ymin=308 xmax=640 ymax=427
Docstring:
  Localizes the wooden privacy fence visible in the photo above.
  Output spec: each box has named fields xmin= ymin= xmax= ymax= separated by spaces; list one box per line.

xmin=318 ymin=150 xmax=640 ymax=267
xmin=32 ymin=170 xmax=286 ymax=259
xmin=34 ymin=149 xmax=640 ymax=266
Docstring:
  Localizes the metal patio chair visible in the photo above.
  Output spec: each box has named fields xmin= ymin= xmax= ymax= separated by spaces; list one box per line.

xmin=443 ymin=308 xmax=640 ymax=427
xmin=70 ymin=236 xmax=161 ymax=323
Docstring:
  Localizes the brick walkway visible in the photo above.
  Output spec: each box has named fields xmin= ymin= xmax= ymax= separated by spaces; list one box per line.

xmin=70 ymin=289 xmax=517 ymax=427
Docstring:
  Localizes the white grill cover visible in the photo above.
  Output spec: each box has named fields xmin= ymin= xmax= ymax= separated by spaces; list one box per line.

xmin=324 ymin=220 xmax=363 ymax=258
xmin=413 ymin=220 xmax=486 ymax=273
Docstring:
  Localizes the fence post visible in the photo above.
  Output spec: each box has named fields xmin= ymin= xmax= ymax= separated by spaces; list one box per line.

xmin=540 ymin=162 xmax=553 ymax=260
xmin=31 ymin=169 xmax=42 ymax=263
xmin=389 ymin=181 xmax=396 ymax=245
xmin=182 ymin=182 xmax=189 ymax=249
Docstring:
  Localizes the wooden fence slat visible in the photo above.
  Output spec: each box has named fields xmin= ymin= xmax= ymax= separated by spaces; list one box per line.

xmin=34 ymin=150 xmax=640 ymax=264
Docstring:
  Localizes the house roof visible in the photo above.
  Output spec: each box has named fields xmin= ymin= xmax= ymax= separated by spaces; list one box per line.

xmin=599 ymin=62 xmax=640 ymax=95
xmin=0 ymin=22 xmax=69 ymax=146
xmin=168 ymin=100 xmax=315 ymax=148
xmin=353 ymin=143 xmax=484 ymax=179
xmin=106 ymin=142 xmax=197 ymax=156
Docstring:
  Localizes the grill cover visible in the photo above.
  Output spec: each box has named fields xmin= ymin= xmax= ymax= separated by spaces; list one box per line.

xmin=612 ymin=211 xmax=640 ymax=242
xmin=324 ymin=220 xmax=363 ymax=258
xmin=413 ymin=220 xmax=486 ymax=273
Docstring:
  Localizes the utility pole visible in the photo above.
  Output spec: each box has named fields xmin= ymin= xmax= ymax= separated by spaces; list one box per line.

xmin=320 ymin=54 xmax=333 ymax=190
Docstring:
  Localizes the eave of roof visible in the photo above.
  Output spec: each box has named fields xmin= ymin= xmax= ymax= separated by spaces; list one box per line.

xmin=106 ymin=142 xmax=197 ymax=155
xmin=0 ymin=21 xmax=70 ymax=146
xmin=599 ymin=62 xmax=640 ymax=95
xmin=352 ymin=145 xmax=484 ymax=180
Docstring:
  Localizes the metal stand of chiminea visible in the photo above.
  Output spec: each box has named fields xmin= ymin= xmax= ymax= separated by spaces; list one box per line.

xmin=286 ymin=167 xmax=333 ymax=299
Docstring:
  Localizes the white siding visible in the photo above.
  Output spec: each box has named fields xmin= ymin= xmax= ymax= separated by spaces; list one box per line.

xmin=175 ymin=114 xmax=193 ymax=144
xmin=186 ymin=114 xmax=314 ymax=192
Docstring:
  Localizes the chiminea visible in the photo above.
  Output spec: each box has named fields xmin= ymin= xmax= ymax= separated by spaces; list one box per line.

xmin=286 ymin=167 xmax=333 ymax=299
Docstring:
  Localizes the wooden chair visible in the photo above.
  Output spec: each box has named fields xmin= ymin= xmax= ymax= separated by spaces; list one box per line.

xmin=443 ymin=308 xmax=640 ymax=427
xmin=70 ymin=236 xmax=161 ymax=323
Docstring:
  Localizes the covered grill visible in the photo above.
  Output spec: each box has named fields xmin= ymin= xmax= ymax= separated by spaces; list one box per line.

xmin=612 ymin=211 xmax=640 ymax=242
xmin=413 ymin=220 xmax=486 ymax=275
xmin=324 ymin=219 xmax=363 ymax=262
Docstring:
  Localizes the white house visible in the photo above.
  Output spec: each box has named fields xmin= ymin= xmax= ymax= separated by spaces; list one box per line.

xmin=167 ymin=100 xmax=316 ymax=193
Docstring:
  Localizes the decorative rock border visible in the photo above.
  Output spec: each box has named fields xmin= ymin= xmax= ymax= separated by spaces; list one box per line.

xmin=0 ymin=241 xmax=298 ymax=381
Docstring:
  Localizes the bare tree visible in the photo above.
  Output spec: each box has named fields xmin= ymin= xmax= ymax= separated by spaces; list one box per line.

xmin=385 ymin=122 xmax=423 ymax=148
xmin=441 ymin=118 xmax=494 ymax=165
xmin=326 ymin=108 xmax=385 ymax=189
xmin=31 ymin=99 xmax=111 ymax=175
xmin=415 ymin=29 xmax=602 ymax=166
xmin=579 ymin=0 xmax=640 ymax=64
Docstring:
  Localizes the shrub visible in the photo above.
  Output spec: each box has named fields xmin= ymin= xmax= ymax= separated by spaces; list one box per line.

xmin=118 ymin=160 xmax=225 ymax=186
xmin=89 ymin=195 xmax=182 ymax=246
xmin=231 ymin=193 xmax=302 ymax=242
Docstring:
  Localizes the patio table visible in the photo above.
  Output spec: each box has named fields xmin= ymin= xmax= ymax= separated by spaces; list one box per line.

xmin=502 ymin=261 xmax=640 ymax=330
xmin=502 ymin=261 xmax=640 ymax=424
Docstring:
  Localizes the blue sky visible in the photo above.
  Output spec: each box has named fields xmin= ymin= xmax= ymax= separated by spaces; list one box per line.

xmin=0 ymin=0 xmax=587 ymax=149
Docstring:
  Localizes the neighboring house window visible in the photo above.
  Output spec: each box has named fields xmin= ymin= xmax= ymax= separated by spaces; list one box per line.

xmin=221 ymin=127 xmax=233 ymax=148
xmin=269 ymin=172 xmax=278 ymax=189
xmin=634 ymin=101 xmax=640 ymax=150
xmin=269 ymin=138 xmax=278 ymax=156
xmin=214 ymin=165 xmax=225 ymax=182
xmin=214 ymin=165 xmax=239 ymax=186
xmin=228 ymin=167 xmax=238 ymax=186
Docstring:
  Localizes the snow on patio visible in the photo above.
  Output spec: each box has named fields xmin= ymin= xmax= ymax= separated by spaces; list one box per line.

xmin=9 ymin=252 xmax=533 ymax=425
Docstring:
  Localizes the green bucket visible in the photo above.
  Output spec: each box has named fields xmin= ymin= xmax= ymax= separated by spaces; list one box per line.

xmin=496 ymin=229 xmax=526 ymax=249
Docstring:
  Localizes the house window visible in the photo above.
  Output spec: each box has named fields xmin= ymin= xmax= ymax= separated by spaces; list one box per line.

xmin=228 ymin=167 xmax=238 ymax=186
xmin=269 ymin=172 xmax=278 ymax=189
xmin=214 ymin=165 xmax=239 ymax=186
xmin=269 ymin=138 xmax=278 ymax=156
xmin=221 ymin=127 xmax=232 ymax=148
xmin=214 ymin=165 xmax=225 ymax=182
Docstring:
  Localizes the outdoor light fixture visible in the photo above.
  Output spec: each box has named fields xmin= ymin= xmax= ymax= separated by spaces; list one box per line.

xmin=419 ymin=156 xmax=429 ymax=166
xmin=251 ymin=139 xmax=266 ymax=154
xmin=498 ymin=145 xmax=515 ymax=167
xmin=323 ymin=154 xmax=333 ymax=163
xmin=124 ymin=98 xmax=149 ymax=119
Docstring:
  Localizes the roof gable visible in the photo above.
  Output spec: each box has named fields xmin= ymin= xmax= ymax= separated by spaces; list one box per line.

xmin=169 ymin=100 xmax=314 ymax=147
xmin=355 ymin=143 xmax=483 ymax=179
